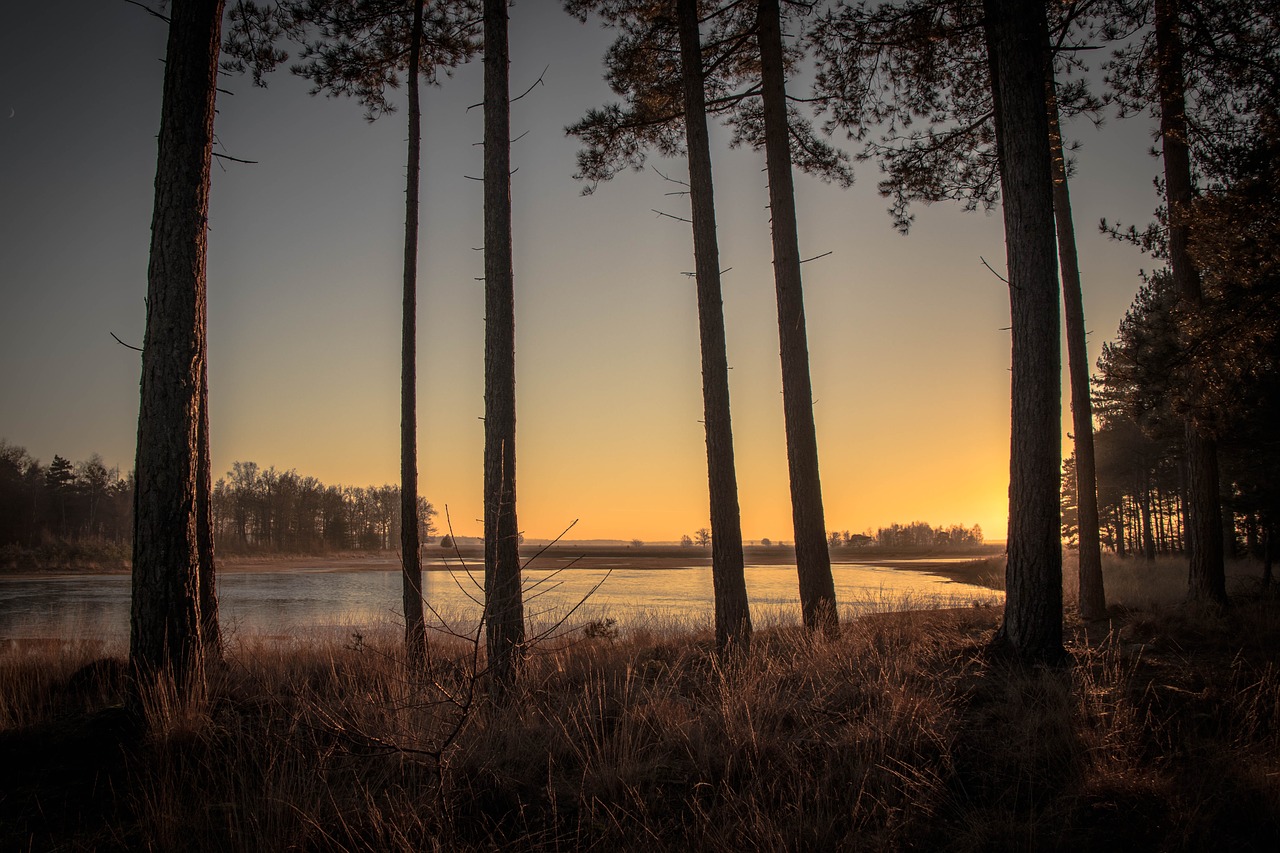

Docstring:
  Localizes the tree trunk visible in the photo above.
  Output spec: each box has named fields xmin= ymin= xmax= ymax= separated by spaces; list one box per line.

xmin=401 ymin=0 xmax=427 ymax=667
xmin=1115 ymin=498 xmax=1127 ymax=557
xmin=197 ymin=352 xmax=221 ymax=661
xmin=1046 ymin=76 xmax=1105 ymax=620
xmin=1153 ymin=0 xmax=1227 ymax=606
xmin=984 ymin=0 xmax=1064 ymax=662
xmin=1175 ymin=486 xmax=1184 ymax=551
xmin=483 ymin=0 xmax=524 ymax=698
xmin=676 ymin=0 xmax=752 ymax=655
xmin=1140 ymin=479 xmax=1156 ymax=561
xmin=131 ymin=0 xmax=226 ymax=692
xmin=756 ymin=0 xmax=836 ymax=634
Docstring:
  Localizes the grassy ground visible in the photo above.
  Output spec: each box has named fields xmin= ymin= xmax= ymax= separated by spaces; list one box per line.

xmin=2 ymin=561 xmax=1277 ymax=851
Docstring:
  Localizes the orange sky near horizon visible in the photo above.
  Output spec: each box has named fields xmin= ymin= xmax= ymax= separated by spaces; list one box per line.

xmin=0 ymin=5 xmax=1164 ymax=546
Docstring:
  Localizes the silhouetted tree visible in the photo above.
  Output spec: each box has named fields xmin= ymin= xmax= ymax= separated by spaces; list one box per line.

xmin=566 ymin=0 xmax=846 ymax=634
xmin=483 ymin=0 xmax=523 ymax=699
xmin=1046 ymin=59 xmax=1106 ymax=617
xmin=210 ymin=461 xmax=434 ymax=553
xmin=566 ymin=0 xmax=753 ymax=653
xmin=1155 ymin=0 xmax=1224 ymax=603
xmin=1101 ymin=0 xmax=1280 ymax=602
xmin=45 ymin=456 xmax=76 ymax=537
xmin=1189 ymin=122 xmax=1280 ymax=578
xmin=984 ymin=0 xmax=1065 ymax=662
xmin=758 ymin=0 xmax=837 ymax=633
xmin=0 ymin=444 xmax=135 ymax=554
xmin=810 ymin=0 xmax=1107 ymax=620
xmin=224 ymin=0 xmax=480 ymax=662
xmin=0 ymin=442 xmax=40 ymax=547
xmin=131 ymin=0 xmax=227 ymax=693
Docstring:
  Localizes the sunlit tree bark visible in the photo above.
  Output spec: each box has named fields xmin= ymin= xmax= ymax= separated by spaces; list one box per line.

xmin=131 ymin=0 xmax=227 ymax=692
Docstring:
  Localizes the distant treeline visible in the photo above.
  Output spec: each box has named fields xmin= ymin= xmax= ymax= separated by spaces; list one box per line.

xmin=0 ymin=442 xmax=435 ymax=561
xmin=212 ymin=461 xmax=434 ymax=554
xmin=863 ymin=522 xmax=985 ymax=549
xmin=0 ymin=441 xmax=133 ymax=550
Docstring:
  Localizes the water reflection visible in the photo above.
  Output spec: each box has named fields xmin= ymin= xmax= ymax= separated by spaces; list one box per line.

xmin=0 ymin=562 xmax=1001 ymax=647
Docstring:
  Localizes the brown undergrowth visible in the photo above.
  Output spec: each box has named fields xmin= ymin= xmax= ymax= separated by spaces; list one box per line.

xmin=2 ymin=588 xmax=1278 ymax=851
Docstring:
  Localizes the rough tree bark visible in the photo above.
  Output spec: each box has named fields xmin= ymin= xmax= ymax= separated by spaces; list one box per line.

xmin=756 ymin=0 xmax=837 ymax=633
xmin=676 ymin=0 xmax=752 ymax=654
xmin=1153 ymin=0 xmax=1227 ymax=606
xmin=984 ymin=0 xmax=1065 ymax=662
xmin=196 ymin=352 xmax=221 ymax=659
xmin=131 ymin=0 xmax=227 ymax=690
xmin=401 ymin=0 xmax=427 ymax=666
xmin=483 ymin=0 xmax=524 ymax=697
xmin=1046 ymin=77 xmax=1106 ymax=620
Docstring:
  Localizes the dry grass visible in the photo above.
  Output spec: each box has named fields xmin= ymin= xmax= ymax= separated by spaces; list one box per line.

xmin=2 ymin=588 xmax=1279 ymax=851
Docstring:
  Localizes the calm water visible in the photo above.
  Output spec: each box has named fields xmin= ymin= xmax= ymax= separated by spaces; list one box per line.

xmin=0 ymin=561 xmax=1001 ymax=647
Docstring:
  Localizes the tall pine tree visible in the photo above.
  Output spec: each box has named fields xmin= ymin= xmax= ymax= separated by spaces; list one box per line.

xmin=132 ymin=0 xmax=228 ymax=693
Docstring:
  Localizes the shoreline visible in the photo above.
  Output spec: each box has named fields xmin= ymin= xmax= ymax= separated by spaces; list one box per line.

xmin=0 ymin=548 xmax=1005 ymax=590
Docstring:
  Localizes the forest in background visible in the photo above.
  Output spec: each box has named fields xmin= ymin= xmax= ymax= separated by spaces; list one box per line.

xmin=0 ymin=441 xmax=434 ymax=565
xmin=2 ymin=2 xmax=1279 ymax=849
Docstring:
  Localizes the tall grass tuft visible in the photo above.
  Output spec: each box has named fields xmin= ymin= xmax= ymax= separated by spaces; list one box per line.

xmin=2 ymin=590 xmax=1278 ymax=850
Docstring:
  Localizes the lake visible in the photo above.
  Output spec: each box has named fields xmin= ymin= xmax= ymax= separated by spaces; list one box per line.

xmin=0 ymin=560 xmax=1002 ymax=648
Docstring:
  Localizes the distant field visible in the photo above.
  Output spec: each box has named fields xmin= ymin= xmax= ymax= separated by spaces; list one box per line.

xmin=208 ymin=542 xmax=1007 ymax=589
xmin=4 ymin=542 xmax=1007 ymax=588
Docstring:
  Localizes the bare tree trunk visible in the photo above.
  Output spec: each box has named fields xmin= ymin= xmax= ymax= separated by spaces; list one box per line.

xmin=676 ymin=0 xmax=751 ymax=655
xmin=756 ymin=0 xmax=836 ymax=634
xmin=131 ymin=0 xmax=226 ymax=692
xmin=401 ymin=0 xmax=427 ymax=667
xmin=197 ymin=353 xmax=221 ymax=661
xmin=483 ymin=0 xmax=524 ymax=698
xmin=984 ymin=0 xmax=1064 ymax=662
xmin=1046 ymin=79 xmax=1105 ymax=620
xmin=1153 ymin=0 xmax=1227 ymax=606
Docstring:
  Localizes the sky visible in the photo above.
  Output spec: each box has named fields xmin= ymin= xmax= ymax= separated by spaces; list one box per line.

xmin=1 ymin=2 xmax=1166 ymax=544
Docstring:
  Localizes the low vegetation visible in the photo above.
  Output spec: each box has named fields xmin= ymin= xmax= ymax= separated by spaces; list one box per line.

xmin=3 ymin=558 xmax=1277 ymax=850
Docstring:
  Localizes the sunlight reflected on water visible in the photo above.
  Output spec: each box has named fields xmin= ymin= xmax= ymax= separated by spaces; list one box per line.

xmin=0 ymin=562 xmax=1001 ymax=647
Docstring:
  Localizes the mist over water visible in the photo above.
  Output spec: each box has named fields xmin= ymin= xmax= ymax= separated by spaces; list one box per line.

xmin=0 ymin=562 xmax=1000 ymax=646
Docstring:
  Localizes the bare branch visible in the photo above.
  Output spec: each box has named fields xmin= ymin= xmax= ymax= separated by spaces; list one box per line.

xmin=652 ymin=209 xmax=692 ymax=223
xmin=510 ymin=65 xmax=549 ymax=105
xmin=212 ymin=151 xmax=259 ymax=165
xmin=122 ymin=0 xmax=169 ymax=24
xmin=979 ymin=256 xmax=1010 ymax=284
xmin=651 ymin=166 xmax=690 ymax=187
xmin=111 ymin=332 xmax=143 ymax=353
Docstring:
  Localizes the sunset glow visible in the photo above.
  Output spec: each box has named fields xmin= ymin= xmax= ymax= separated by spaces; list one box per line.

xmin=3 ymin=5 xmax=1160 ymax=545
